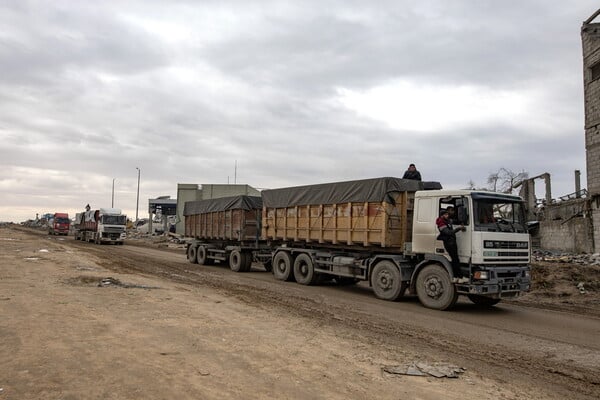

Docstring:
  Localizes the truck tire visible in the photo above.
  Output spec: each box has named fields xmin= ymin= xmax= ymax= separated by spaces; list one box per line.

xmin=242 ymin=252 xmax=253 ymax=272
xmin=187 ymin=245 xmax=198 ymax=264
xmin=293 ymin=253 xmax=318 ymax=285
xmin=273 ymin=251 xmax=294 ymax=281
xmin=229 ymin=250 xmax=245 ymax=272
xmin=371 ymin=261 xmax=406 ymax=301
xmin=467 ymin=294 xmax=501 ymax=307
xmin=416 ymin=264 xmax=458 ymax=310
xmin=197 ymin=246 xmax=210 ymax=265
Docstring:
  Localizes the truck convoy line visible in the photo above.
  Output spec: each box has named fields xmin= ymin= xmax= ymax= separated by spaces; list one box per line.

xmin=183 ymin=177 xmax=531 ymax=310
xmin=74 ymin=208 xmax=127 ymax=245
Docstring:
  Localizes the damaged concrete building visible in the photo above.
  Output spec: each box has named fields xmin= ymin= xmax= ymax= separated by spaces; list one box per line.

xmin=529 ymin=9 xmax=600 ymax=253
xmin=582 ymin=9 xmax=600 ymax=253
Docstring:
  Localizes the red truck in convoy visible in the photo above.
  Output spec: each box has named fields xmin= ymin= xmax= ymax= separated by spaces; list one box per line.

xmin=48 ymin=213 xmax=70 ymax=235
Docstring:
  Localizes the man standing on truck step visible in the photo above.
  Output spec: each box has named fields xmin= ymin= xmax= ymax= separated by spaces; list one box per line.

xmin=436 ymin=209 xmax=468 ymax=283
xmin=402 ymin=163 xmax=422 ymax=180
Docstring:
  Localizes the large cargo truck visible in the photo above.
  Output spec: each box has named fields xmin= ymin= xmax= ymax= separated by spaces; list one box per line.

xmin=74 ymin=207 xmax=127 ymax=245
xmin=185 ymin=177 xmax=531 ymax=310
xmin=184 ymin=196 xmax=266 ymax=271
xmin=48 ymin=212 xmax=70 ymax=235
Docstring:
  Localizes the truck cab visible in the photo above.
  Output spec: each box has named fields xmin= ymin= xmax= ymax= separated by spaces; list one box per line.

xmin=48 ymin=213 xmax=70 ymax=235
xmin=411 ymin=190 xmax=531 ymax=308
xmin=96 ymin=208 xmax=127 ymax=244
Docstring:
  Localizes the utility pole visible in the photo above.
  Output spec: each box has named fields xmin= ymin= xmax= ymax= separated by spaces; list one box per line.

xmin=112 ymin=178 xmax=115 ymax=208
xmin=135 ymin=167 xmax=140 ymax=222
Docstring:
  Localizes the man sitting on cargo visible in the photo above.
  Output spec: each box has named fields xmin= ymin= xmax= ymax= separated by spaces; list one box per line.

xmin=402 ymin=163 xmax=422 ymax=180
xmin=436 ymin=209 xmax=468 ymax=283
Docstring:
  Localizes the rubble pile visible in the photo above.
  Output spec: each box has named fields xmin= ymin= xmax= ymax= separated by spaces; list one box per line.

xmin=125 ymin=230 xmax=188 ymax=250
xmin=532 ymin=250 xmax=600 ymax=266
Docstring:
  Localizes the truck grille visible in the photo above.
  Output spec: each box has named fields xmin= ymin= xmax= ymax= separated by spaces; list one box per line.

xmin=104 ymin=227 xmax=125 ymax=233
xmin=484 ymin=240 xmax=528 ymax=249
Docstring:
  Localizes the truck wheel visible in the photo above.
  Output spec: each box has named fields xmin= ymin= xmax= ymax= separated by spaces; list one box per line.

xmin=416 ymin=264 xmax=458 ymax=310
xmin=229 ymin=250 xmax=245 ymax=272
xmin=371 ymin=261 xmax=406 ymax=301
xmin=197 ymin=246 xmax=210 ymax=265
xmin=293 ymin=253 xmax=318 ymax=285
xmin=187 ymin=245 xmax=198 ymax=264
xmin=273 ymin=251 xmax=294 ymax=281
xmin=242 ymin=252 xmax=253 ymax=272
xmin=467 ymin=294 xmax=501 ymax=307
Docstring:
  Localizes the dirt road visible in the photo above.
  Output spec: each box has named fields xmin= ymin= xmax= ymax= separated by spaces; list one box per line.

xmin=1 ymin=226 xmax=599 ymax=399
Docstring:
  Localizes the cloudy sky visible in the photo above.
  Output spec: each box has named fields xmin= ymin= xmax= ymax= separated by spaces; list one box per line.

xmin=0 ymin=1 xmax=597 ymax=223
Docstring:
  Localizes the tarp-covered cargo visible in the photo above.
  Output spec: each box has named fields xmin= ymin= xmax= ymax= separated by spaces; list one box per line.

xmin=261 ymin=177 xmax=440 ymax=208
xmin=184 ymin=195 xmax=262 ymax=215
xmin=262 ymin=177 xmax=439 ymax=249
xmin=185 ymin=195 xmax=262 ymax=241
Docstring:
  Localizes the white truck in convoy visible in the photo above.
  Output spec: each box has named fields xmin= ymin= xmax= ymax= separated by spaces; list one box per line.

xmin=185 ymin=177 xmax=532 ymax=310
xmin=74 ymin=207 xmax=127 ymax=245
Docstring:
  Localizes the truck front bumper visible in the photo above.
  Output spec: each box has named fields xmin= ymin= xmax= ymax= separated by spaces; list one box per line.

xmin=459 ymin=281 xmax=531 ymax=299
xmin=456 ymin=265 xmax=531 ymax=298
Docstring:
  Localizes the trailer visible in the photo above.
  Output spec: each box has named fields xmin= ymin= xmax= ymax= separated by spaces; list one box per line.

xmin=184 ymin=196 xmax=266 ymax=271
xmin=185 ymin=177 xmax=531 ymax=310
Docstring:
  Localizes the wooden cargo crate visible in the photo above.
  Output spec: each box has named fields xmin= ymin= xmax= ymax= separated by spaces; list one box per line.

xmin=262 ymin=191 xmax=415 ymax=249
xmin=184 ymin=196 xmax=262 ymax=242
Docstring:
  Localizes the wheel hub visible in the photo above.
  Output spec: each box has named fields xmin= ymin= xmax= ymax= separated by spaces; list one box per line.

xmin=377 ymin=271 xmax=393 ymax=290
xmin=424 ymin=276 xmax=444 ymax=299
xmin=277 ymin=261 xmax=286 ymax=273
xmin=299 ymin=264 xmax=308 ymax=276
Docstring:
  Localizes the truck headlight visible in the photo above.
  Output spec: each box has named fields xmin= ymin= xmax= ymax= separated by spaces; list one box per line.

xmin=473 ymin=271 xmax=489 ymax=280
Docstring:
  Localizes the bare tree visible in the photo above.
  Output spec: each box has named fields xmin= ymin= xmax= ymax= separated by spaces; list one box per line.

xmin=487 ymin=172 xmax=500 ymax=192
xmin=487 ymin=168 xmax=528 ymax=194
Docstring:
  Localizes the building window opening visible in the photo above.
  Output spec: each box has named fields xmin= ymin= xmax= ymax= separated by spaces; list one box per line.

xmin=591 ymin=62 xmax=600 ymax=81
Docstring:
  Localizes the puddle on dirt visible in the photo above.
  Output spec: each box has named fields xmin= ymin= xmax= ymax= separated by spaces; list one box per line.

xmin=24 ymin=257 xmax=40 ymax=261
xmin=65 ymin=275 xmax=160 ymax=290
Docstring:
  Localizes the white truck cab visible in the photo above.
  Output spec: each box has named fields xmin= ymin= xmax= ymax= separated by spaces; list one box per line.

xmin=410 ymin=190 xmax=531 ymax=308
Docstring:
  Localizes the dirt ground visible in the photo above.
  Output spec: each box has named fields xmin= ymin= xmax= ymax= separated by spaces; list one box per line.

xmin=1 ymin=226 xmax=599 ymax=399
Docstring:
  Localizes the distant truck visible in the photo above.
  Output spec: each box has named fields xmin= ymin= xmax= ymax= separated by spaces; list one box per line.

xmin=184 ymin=177 xmax=531 ymax=310
xmin=74 ymin=207 xmax=127 ymax=245
xmin=48 ymin=213 xmax=70 ymax=235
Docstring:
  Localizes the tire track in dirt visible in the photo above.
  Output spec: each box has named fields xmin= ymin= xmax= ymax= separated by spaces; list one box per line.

xmin=55 ymin=236 xmax=600 ymax=400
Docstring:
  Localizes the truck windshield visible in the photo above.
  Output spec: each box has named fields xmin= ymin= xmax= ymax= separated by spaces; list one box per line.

xmin=473 ymin=199 xmax=526 ymax=233
xmin=56 ymin=218 xmax=70 ymax=224
xmin=102 ymin=215 xmax=127 ymax=225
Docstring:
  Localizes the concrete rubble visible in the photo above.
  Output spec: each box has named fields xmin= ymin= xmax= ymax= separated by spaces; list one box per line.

xmin=532 ymin=250 xmax=600 ymax=266
xmin=125 ymin=230 xmax=188 ymax=250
